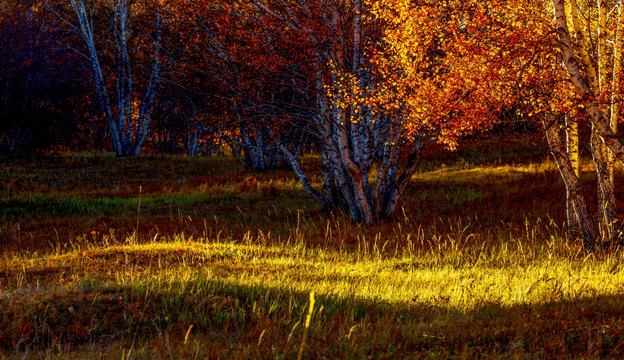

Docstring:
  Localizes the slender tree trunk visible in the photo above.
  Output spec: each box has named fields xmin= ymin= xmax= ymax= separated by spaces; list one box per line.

xmin=277 ymin=138 xmax=328 ymax=209
xmin=608 ymin=0 xmax=624 ymax=237
xmin=611 ymin=1 xmax=624 ymax=140
xmin=544 ymin=117 xmax=599 ymax=248
xmin=566 ymin=116 xmax=581 ymax=237
xmin=569 ymin=0 xmax=598 ymax=89
xmin=591 ymin=127 xmax=616 ymax=239
xmin=564 ymin=0 xmax=588 ymax=239
xmin=598 ymin=0 xmax=608 ymax=92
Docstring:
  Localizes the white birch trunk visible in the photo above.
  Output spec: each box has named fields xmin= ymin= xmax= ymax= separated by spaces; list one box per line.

xmin=69 ymin=0 xmax=161 ymax=157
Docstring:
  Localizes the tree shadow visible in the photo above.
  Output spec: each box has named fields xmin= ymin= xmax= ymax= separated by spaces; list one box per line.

xmin=2 ymin=278 xmax=624 ymax=358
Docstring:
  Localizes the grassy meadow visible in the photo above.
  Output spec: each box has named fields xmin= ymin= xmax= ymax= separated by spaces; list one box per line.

xmin=2 ymin=137 xmax=624 ymax=359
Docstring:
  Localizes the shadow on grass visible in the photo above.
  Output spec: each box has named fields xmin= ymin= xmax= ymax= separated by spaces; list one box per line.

xmin=2 ymin=278 xmax=623 ymax=358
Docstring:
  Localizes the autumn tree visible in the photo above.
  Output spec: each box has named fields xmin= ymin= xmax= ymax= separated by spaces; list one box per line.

xmin=228 ymin=0 xmax=555 ymax=224
xmin=167 ymin=0 xmax=313 ymax=169
xmin=544 ymin=0 xmax=624 ymax=248
xmin=469 ymin=0 xmax=624 ymax=249
xmin=371 ymin=0 xmax=624 ymax=249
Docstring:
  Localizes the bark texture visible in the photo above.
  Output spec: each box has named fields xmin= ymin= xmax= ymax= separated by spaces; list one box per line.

xmin=544 ymin=117 xmax=599 ymax=248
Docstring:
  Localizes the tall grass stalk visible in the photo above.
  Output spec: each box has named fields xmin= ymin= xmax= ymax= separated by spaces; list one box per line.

xmin=297 ymin=291 xmax=315 ymax=360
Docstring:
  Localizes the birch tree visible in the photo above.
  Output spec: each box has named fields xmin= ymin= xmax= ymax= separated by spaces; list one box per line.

xmin=240 ymin=0 xmax=542 ymax=223
xmin=548 ymin=0 xmax=624 ymax=248
xmin=49 ymin=0 xmax=163 ymax=157
xmin=235 ymin=0 xmax=425 ymax=223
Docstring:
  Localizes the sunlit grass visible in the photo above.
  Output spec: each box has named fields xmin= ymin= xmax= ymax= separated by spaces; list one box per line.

xmin=2 ymin=227 xmax=624 ymax=358
xmin=3 ymin=231 xmax=622 ymax=310
xmin=2 ymin=138 xmax=624 ymax=358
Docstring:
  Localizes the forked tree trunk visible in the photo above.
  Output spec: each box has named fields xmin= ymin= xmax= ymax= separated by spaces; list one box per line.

xmin=590 ymin=127 xmax=616 ymax=239
xmin=252 ymin=0 xmax=426 ymax=224
xmin=69 ymin=0 xmax=161 ymax=157
xmin=595 ymin=0 xmax=617 ymax=239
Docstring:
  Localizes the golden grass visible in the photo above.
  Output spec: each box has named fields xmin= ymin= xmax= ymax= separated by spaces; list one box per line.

xmin=2 ymin=138 xmax=624 ymax=358
xmin=2 ymin=225 xmax=624 ymax=358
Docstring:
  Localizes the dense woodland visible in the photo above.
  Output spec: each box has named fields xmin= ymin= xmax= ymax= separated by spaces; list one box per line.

xmin=3 ymin=0 xmax=624 ymax=247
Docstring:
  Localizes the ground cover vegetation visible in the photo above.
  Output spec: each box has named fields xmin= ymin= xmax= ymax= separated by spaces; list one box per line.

xmin=2 ymin=138 xmax=624 ymax=358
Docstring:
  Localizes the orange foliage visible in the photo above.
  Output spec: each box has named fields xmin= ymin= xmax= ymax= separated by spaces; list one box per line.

xmin=332 ymin=0 xmax=561 ymax=148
